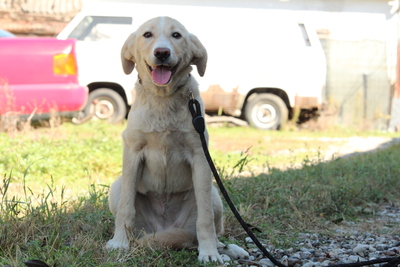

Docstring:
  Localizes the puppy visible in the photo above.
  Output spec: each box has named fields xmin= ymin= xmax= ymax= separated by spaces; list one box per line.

xmin=106 ymin=16 xmax=249 ymax=263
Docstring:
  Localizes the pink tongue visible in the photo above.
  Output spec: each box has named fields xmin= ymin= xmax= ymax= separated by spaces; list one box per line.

xmin=152 ymin=66 xmax=172 ymax=85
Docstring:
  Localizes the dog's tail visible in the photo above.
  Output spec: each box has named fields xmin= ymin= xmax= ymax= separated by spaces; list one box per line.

xmin=138 ymin=229 xmax=198 ymax=250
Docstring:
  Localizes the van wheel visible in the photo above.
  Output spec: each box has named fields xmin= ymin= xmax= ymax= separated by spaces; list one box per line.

xmin=84 ymin=88 xmax=127 ymax=123
xmin=244 ymin=93 xmax=288 ymax=130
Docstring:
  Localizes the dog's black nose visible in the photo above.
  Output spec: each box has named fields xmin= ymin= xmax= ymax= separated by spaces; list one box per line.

xmin=154 ymin=47 xmax=170 ymax=61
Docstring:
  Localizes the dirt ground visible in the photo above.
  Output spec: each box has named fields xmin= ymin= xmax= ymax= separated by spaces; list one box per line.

xmin=299 ymin=136 xmax=400 ymax=160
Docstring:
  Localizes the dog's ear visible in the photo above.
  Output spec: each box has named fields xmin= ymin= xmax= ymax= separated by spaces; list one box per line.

xmin=121 ymin=32 xmax=136 ymax=75
xmin=189 ymin=34 xmax=207 ymax=77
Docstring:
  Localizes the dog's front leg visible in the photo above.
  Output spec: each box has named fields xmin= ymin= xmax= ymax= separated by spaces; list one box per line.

xmin=106 ymin=142 xmax=143 ymax=250
xmin=192 ymin=154 xmax=223 ymax=263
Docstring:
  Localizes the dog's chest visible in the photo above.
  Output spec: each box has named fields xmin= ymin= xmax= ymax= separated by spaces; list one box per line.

xmin=138 ymin=130 xmax=193 ymax=194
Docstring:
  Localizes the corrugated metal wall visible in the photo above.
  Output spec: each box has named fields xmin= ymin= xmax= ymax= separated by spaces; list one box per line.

xmin=0 ymin=0 xmax=82 ymax=14
xmin=322 ymin=38 xmax=392 ymax=130
xmin=0 ymin=0 xmax=82 ymax=35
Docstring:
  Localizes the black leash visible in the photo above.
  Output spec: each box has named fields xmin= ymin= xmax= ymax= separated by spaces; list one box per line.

xmin=188 ymin=96 xmax=400 ymax=267
xmin=189 ymin=97 xmax=287 ymax=267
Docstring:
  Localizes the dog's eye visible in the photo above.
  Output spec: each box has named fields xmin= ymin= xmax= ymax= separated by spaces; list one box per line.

xmin=143 ymin=32 xmax=153 ymax=38
xmin=172 ymin=32 xmax=181 ymax=39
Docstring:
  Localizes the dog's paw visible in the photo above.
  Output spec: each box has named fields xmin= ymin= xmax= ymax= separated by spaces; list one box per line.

xmin=105 ymin=238 xmax=130 ymax=251
xmin=198 ymin=249 xmax=223 ymax=264
xmin=219 ymin=244 xmax=249 ymax=259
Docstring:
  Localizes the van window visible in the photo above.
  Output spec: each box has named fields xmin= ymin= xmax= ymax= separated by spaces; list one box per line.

xmin=298 ymin=23 xmax=311 ymax=47
xmin=68 ymin=16 xmax=133 ymax=41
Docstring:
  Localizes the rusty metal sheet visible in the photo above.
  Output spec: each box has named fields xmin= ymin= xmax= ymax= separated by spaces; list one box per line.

xmin=294 ymin=96 xmax=319 ymax=109
xmin=200 ymin=85 xmax=241 ymax=115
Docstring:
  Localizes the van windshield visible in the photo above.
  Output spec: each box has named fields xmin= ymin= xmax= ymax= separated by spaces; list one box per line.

xmin=68 ymin=16 xmax=132 ymax=41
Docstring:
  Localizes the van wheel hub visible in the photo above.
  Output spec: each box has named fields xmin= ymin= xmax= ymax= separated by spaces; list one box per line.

xmin=254 ymin=103 xmax=277 ymax=124
xmin=91 ymin=99 xmax=115 ymax=119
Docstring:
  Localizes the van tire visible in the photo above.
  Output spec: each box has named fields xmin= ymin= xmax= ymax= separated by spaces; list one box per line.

xmin=84 ymin=88 xmax=127 ymax=123
xmin=244 ymin=93 xmax=288 ymax=130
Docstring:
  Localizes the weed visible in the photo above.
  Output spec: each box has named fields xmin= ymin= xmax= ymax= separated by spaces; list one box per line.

xmin=0 ymin=80 xmax=32 ymax=133
xmin=0 ymin=80 xmax=67 ymax=135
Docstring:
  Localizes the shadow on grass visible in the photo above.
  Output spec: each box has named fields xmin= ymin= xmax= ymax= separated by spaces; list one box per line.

xmin=221 ymin=141 xmax=400 ymax=243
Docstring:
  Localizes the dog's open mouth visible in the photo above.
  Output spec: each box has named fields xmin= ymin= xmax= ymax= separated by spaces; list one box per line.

xmin=148 ymin=65 xmax=170 ymax=85
xmin=148 ymin=64 xmax=178 ymax=85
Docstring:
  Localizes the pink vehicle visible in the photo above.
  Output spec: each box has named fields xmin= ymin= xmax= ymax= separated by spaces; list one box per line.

xmin=0 ymin=37 xmax=88 ymax=122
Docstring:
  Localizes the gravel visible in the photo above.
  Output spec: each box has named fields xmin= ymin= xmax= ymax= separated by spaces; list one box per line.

xmin=221 ymin=204 xmax=400 ymax=267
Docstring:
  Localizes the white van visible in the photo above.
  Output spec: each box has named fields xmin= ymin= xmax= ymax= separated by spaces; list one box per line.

xmin=58 ymin=2 xmax=326 ymax=130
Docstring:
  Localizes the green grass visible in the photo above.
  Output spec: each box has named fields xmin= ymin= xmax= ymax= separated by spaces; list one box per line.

xmin=0 ymin=121 xmax=399 ymax=266
xmin=0 ymin=122 xmax=124 ymax=197
xmin=222 ymin=143 xmax=400 ymax=228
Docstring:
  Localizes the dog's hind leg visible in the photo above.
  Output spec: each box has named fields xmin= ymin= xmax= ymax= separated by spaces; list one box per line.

xmin=138 ymin=229 xmax=198 ymax=249
xmin=211 ymin=186 xmax=224 ymax=235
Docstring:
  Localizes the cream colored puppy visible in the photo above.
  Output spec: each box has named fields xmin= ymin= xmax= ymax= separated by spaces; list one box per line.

xmin=105 ymin=16 xmax=249 ymax=263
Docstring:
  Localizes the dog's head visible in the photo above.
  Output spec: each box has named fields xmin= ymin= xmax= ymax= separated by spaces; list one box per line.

xmin=121 ymin=16 xmax=207 ymax=87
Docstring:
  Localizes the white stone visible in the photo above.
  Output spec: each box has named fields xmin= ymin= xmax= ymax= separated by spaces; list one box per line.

xmin=353 ymin=244 xmax=369 ymax=254
xmin=349 ymin=255 xmax=366 ymax=262
xmin=221 ymin=254 xmax=231 ymax=262
xmin=245 ymin=237 xmax=254 ymax=243
xmin=259 ymin=259 xmax=275 ymax=267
